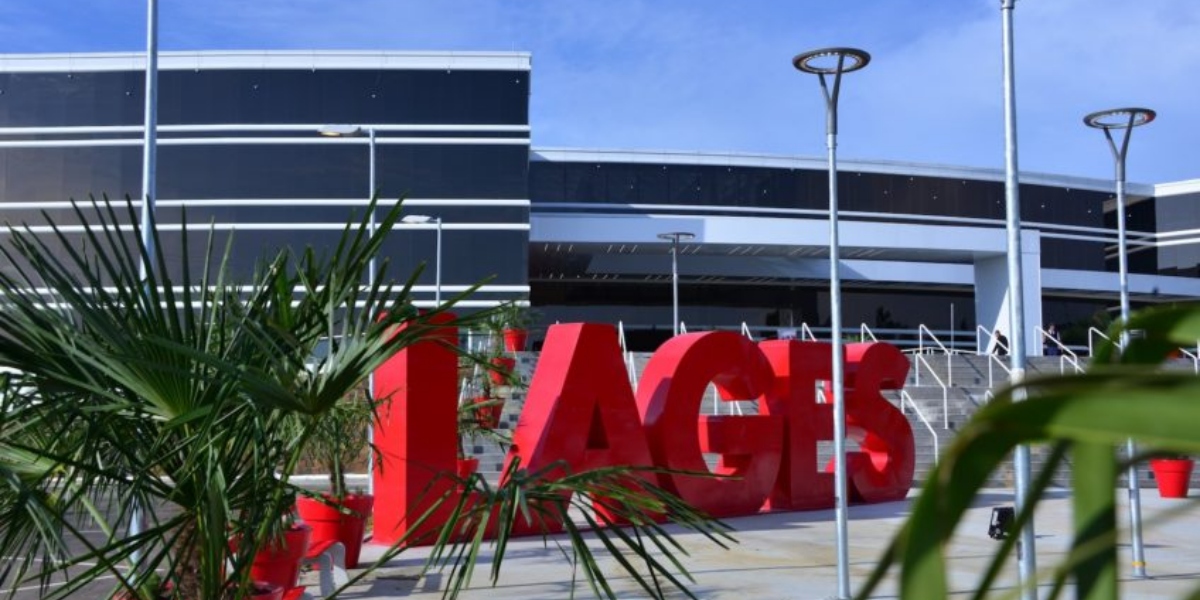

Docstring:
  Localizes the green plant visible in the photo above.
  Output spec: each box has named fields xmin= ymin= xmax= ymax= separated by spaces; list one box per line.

xmin=856 ymin=304 xmax=1200 ymax=600
xmin=0 ymin=196 xmax=479 ymax=599
xmin=293 ymin=386 xmax=376 ymax=499
xmin=0 ymin=196 xmax=735 ymax=600
xmin=488 ymin=300 xmax=538 ymax=332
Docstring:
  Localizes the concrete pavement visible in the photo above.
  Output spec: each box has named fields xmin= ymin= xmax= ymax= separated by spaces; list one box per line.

xmin=324 ymin=488 xmax=1200 ymax=599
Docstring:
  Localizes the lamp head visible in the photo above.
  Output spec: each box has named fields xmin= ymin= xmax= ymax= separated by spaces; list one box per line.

xmin=792 ymin=47 xmax=871 ymax=75
xmin=1083 ymin=108 xmax=1156 ymax=130
xmin=318 ymin=124 xmax=364 ymax=137
xmin=657 ymin=231 xmax=696 ymax=243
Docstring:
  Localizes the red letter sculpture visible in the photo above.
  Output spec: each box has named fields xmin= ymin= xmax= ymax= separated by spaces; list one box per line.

xmin=841 ymin=343 xmax=914 ymax=502
xmin=371 ymin=315 xmax=460 ymax=545
xmin=636 ymin=332 xmax=783 ymax=517
xmin=503 ymin=323 xmax=655 ymax=500
xmin=758 ymin=340 xmax=836 ymax=510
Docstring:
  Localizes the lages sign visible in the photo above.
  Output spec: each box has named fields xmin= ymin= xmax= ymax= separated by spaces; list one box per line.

xmin=370 ymin=322 xmax=914 ymax=544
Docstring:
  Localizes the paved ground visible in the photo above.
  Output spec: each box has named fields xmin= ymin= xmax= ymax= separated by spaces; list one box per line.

xmin=338 ymin=488 xmax=1200 ymax=599
xmin=10 ymin=487 xmax=1199 ymax=598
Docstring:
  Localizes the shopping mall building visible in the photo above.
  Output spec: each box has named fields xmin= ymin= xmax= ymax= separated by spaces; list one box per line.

xmin=1 ymin=50 xmax=1197 ymax=352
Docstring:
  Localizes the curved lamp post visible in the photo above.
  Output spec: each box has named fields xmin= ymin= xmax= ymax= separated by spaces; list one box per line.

xmin=792 ymin=46 xmax=869 ymax=600
xmin=1085 ymin=106 xmax=1156 ymax=579
xmin=657 ymin=231 xmax=695 ymax=336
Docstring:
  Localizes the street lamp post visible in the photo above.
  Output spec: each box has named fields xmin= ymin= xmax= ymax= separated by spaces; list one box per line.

xmin=403 ymin=215 xmax=443 ymax=305
xmin=657 ymin=231 xmax=695 ymax=336
xmin=319 ymin=124 xmax=377 ymax=496
xmin=1000 ymin=2 xmax=1037 ymax=594
xmin=131 ymin=0 xmax=160 ymax=565
xmin=1085 ymin=106 xmax=1156 ymax=579
xmin=793 ymin=46 xmax=869 ymax=600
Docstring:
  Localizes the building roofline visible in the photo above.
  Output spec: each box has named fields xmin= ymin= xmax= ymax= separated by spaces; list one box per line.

xmin=1154 ymin=179 xmax=1200 ymax=198
xmin=531 ymin=147 xmax=1156 ymax=197
xmin=0 ymin=50 xmax=531 ymax=72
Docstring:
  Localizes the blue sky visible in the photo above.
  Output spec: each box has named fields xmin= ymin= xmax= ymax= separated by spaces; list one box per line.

xmin=2 ymin=0 xmax=1197 ymax=184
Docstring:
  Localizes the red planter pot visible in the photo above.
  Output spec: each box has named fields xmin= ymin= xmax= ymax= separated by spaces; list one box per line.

xmin=296 ymin=494 xmax=375 ymax=568
xmin=488 ymin=356 xmax=516 ymax=386
xmin=1150 ymin=458 xmax=1194 ymax=498
xmin=502 ymin=328 xmax=528 ymax=352
xmin=457 ymin=457 xmax=479 ymax=479
xmin=471 ymin=395 xmax=503 ymax=429
xmin=248 ymin=523 xmax=311 ymax=592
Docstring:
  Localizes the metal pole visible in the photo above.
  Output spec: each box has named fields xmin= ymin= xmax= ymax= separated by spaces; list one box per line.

xmin=657 ymin=232 xmax=693 ymax=336
xmin=1084 ymin=106 xmax=1154 ymax=578
xmin=130 ymin=0 xmax=159 ymax=566
xmin=366 ymin=127 xmax=377 ymax=498
xmin=670 ymin=238 xmax=680 ymax=336
xmin=794 ymin=47 xmax=868 ymax=600
xmin=825 ymin=117 xmax=852 ymax=600
xmin=1000 ymin=2 xmax=1038 ymax=594
xmin=950 ymin=302 xmax=956 ymax=352
xmin=435 ymin=217 xmax=443 ymax=304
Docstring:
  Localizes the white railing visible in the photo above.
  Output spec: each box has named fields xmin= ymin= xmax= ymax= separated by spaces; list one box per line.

xmin=975 ymin=324 xmax=1009 ymax=356
xmin=1178 ymin=347 xmax=1200 ymax=374
xmin=617 ymin=320 xmax=638 ymax=390
xmin=909 ymin=353 xmax=950 ymax=428
xmin=800 ymin=322 xmax=819 ymax=341
xmin=1035 ymin=325 xmax=1084 ymax=375
xmin=899 ymin=390 xmax=940 ymax=461
xmin=985 ymin=350 xmax=1011 ymax=389
xmin=859 ymin=323 xmax=878 ymax=342
xmin=916 ymin=324 xmax=953 ymax=388
xmin=1087 ymin=327 xmax=1111 ymax=357
xmin=740 ymin=321 xmax=755 ymax=341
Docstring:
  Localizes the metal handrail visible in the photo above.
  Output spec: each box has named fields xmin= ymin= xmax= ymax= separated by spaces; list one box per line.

xmin=741 ymin=321 xmax=755 ymax=341
xmin=1087 ymin=327 xmax=1111 ymax=357
xmin=1178 ymin=347 xmax=1200 ymax=374
xmin=910 ymin=353 xmax=950 ymax=428
xmin=975 ymin=324 xmax=1009 ymax=356
xmin=916 ymin=324 xmax=953 ymax=389
xmin=800 ymin=322 xmax=819 ymax=342
xmin=917 ymin=324 xmax=950 ymax=354
xmin=1035 ymin=325 xmax=1083 ymax=375
xmin=859 ymin=323 xmax=878 ymax=342
xmin=986 ymin=352 xmax=1011 ymax=389
xmin=617 ymin=320 xmax=637 ymax=390
xmin=899 ymin=390 xmax=939 ymax=461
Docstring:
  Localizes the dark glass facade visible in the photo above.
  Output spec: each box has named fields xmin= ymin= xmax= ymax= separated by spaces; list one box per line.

xmin=529 ymin=160 xmax=1109 ymax=271
xmin=0 ymin=69 xmax=529 ymax=127
xmin=0 ymin=62 xmax=531 ymax=298
xmin=1 ymin=53 xmax=1193 ymax=352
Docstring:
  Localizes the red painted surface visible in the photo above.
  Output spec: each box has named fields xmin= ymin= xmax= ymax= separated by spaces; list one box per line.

xmin=503 ymin=323 xmax=655 ymax=522
xmin=636 ymin=332 xmax=782 ymax=517
xmin=759 ymin=340 xmax=835 ymax=510
xmin=370 ymin=314 xmax=460 ymax=545
xmin=368 ymin=322 xmax=915 ymax=546
xmin=248 ymin=523 xmax=311 ymax=592
xmin=840 ymin=343 xmax=914 ymax=503
xmin=296 ymin=494 xmax=374 ymax=568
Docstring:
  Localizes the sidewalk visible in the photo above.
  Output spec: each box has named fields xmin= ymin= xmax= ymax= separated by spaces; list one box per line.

xmin=329 ymin=489 xmax=1200 ymax=599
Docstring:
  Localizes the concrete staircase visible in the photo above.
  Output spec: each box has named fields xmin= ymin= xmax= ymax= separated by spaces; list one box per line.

xmin=466 ymin=350 xmax=1197 ymax=492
